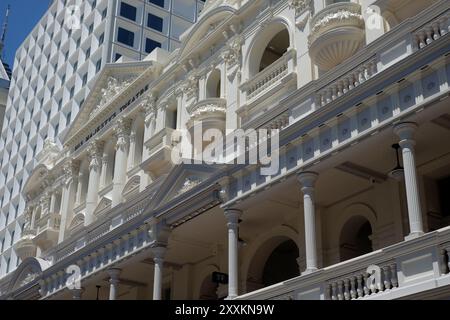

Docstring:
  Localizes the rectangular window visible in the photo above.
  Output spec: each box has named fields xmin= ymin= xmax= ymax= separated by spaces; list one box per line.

xmin=66 ymin=112 xmax=71 ymax=125
xmin=99 ymin=33 xmax=104 ymax=45
xmin=58 ymin=98 xmax=63 ymax=111
xmin=89 ymin=23 xmax=94 ymax=34
xmin=102 ymin=8 xmax=108 ymax=19
xmin=145 ymin=38 xmax=161 ymax=53
xmin=96 ymin=59 xmax=102 ymax=73
xmin=147 ymin=13 xmax=163 ymax=32
xmin=82 ymin=73 xmax=88 ymax=86
xmin=117 ymin=27 xmax=135 ymax=47
xmin=120 ymin=2 xmax=137 ymax=21
xmin=86 ymin=48 xmax=91 ymax=59
xmin=149 ymin=0 xmax=164 ymax=8
xmin=55 ymin=124 xmax=59 ymax=137
xmin=70 ymin=86 xmax=75 ymax=99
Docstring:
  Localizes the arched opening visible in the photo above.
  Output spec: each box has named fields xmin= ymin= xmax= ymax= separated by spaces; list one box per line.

xmin=247 ymin=236 xmax=299 ymax=291
xmin=339 ymin=216 xmax=373 ymax=261
xmin=262 ymin=240 xmax=299 ymax=286
xmin=258 ymin=29 xmax=289 ymax=73
xmin=206 ymin=69 xmax=221 ymax=98
xmin=248 ymin=23 xmax=291 ymax=78
xmin=198 ymin=275 xmax=219 ymax=300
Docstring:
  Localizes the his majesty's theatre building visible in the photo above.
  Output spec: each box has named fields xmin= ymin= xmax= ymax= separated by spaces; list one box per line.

xmin=2 ymin=0 xmax=450 ymax=300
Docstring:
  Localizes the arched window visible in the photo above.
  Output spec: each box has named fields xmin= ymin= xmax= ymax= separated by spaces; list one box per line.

xmin=247 ymin=23 xmax=290 ymax=78
xmin=199 ymin=275 xmax=219 ymax=300
xmin=206 ymin=69 xmax=221 ymax=98
xmin=247 ymin=237 xmax=299 ymax=290
xmin=339 ymin=216 xmax=373 ymax=261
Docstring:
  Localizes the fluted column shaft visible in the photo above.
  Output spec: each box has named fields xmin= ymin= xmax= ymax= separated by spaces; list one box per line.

xmin=112 ymin=119 xmax=131 ymax=207
xmin=99 ymin=154 xmax=108 ymax=189
xmin=394 ymin=122 xmax=424 ymax=239
xmin=225 ymin=208 xmax=242 ymax=299
xmin=85 ymin=141 xmax=104 ymax=226
xmin=298 ymin=172 xmax=319 ymax=274
xmin=58 ymin=162 xmax=79 ymax=242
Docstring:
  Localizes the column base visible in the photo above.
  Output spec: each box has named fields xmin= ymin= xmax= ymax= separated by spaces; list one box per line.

xmin=301 ymin=267 xmax=318 ymax=276
xmin=405 ymin=231 xmax=424 ymax=241
xmin=225 ymin=295 xmax=238 ymax=300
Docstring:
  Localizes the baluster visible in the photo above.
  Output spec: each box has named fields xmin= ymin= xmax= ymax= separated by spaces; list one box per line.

xmin=390 ymin=263 xmax=398 ymax=288
xmin=417 ymin=31 xmax=426 ymax=49
xmin=363 ymin=273 xmax=370 ymax=296
xmin=337 ymin=80 xmax=343 ymax=97
xmin=446 ymin=248 xmax=450 ymax=273
xmin=350 ymin=276 xmax=357 ymax=299
xmin=326 ymin=284 xmax=332 ymax=300
xmin=337 ymin=280 xmax=344 ymax=300
xmin=342 ymin=78 xmax=348 ymax=93
xmin=432 ymin=22 xmax=440 ymax=40
xmin=356 ymin=274 xmax=364 ymax=298
xmin=439 ymin=17 xmax=447 ymax=36
xmin=348 ymin=76 xmax=355 ymax=90
xmin=331 ymin=282 xmax=338 ymax=300
xmin=439 ymin=249 xmax=448 ymax=275
xmin=331 ymin=85 xmax=337 ymax=100
xmin=343 ymin=278 xmax=350 ymax=300
xmin=425 ymin=27 xmax=433 ymax=44
xmin=383 ymin=266 xmax=391 ymax=291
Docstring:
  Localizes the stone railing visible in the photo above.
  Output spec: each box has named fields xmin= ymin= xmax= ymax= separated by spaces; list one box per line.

xmin=36 ymin=212 xmax=61 ymax=234
xmin=236 ymin=226 xmax=450 ymax=300
xmin=316 ymin=56 xmax=378 ymax=108
xmin=241 ymin=48 xmax=296 ymax=101
xmin=325 ymin=259 xmax=398 ymax=300
xmin=413 ymin=12 xmax=450 ymax=50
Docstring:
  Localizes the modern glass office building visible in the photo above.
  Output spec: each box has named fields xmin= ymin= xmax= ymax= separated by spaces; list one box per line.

xmin=0 ymin=0 xmax=205 ymax=277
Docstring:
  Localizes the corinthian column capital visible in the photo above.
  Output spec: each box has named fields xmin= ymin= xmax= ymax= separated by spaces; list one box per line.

xmin=87 ymin=140 xmax=104 ymax=170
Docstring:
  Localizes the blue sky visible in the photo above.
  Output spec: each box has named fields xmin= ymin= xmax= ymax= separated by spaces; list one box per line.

xmin=0 ymin=0 xmax=51 ymax=67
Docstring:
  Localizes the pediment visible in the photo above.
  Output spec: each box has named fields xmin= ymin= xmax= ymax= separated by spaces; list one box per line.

xmin=149 ymin=163 xmax=221 ymax=211
xmin=64 ymin=61 xmax=152 ymax=144
xmin=8 ymin=258 xmax=50 ymax=293
xmin=122 ymin=175 xmax=141 ymax=200
xmin=93 ymin=197 xmax=112 ymax=217
xmin=179 ymin=6 xmax=236 ymax=61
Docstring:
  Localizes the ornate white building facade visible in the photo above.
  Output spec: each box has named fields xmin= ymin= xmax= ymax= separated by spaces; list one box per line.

xmin=1 ymin=0 xmax=450 ymax=300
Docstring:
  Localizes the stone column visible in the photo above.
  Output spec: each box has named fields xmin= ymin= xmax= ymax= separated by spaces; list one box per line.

xmin=224 ymin=208 xmax=242 ymax=299
xmin=394 ymin=122 xmax=424 ymax=239
xmin=298 ymin=171 xmax=319 ymax=274
xmin=107 ymin=268 xmax=121 ymax=300
xmin=49 ymin=192 xmax=57 ymax=214
xmin=127 ymin=129 xmax=137 ymax=171
xmin=58 ymin=161 xmax=79 ymax=243
xmin=75 ymin=171 xmax=84 ymax=206
xmin=151 ymin=246 xmax=166 ymax=300
xmin=99 ymin=154 xmax=109 ymax=189
xmin=85 ymin=140 xmax=104 ymax=226
xmin=112 ymin=118 xmax=131 ymax=207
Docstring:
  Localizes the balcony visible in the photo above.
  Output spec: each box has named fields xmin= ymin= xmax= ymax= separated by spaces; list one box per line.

xmin=237 ymin=227 xmax=450 ymax=300
xmin=186 ymin=98 xmax=227 ymax=133
xmin=239 ymin=48 xmax=297 ymax=123
xmin=14 ymin=230 xmax=37 ymax=260
xmin=33 ymin=212 xmax=61 ymax=252
xmin=141 ymin=127 xmax=175 ymax=179
xmin=309 ymin=2 xmax=365 ymax=71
